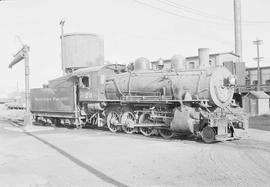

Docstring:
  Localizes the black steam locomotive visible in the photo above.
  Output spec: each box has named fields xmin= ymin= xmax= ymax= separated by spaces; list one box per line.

xmin=31 ymin=55 xmax=248 ymax=143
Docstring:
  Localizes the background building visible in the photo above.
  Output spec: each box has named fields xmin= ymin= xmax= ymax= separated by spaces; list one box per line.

xmin=246 ymin=66 xmax=270 ymax=91
xmin=243 ymin=91 xmax=270 ymax=116
xmin=151 ymin=51 xmax=246 ymax=86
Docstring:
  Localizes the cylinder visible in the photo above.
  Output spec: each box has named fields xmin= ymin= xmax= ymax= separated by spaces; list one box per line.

xmin=62 ymin=33 xmax=104 ymax=73
xmin=170 ymin=107 xmax=197 ymax=133
xmin=87 ymin=102 xmax=106 ymax=111
xmin=198 ymin=48 xmax=210 ymax=68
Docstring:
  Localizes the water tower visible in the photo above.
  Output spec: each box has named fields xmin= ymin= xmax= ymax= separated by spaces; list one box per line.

xmin=61 ymin=32 xmax=104 ymax=74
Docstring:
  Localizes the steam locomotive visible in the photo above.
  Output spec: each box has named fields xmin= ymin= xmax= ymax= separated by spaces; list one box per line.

xmin=30 ymin=49 xmax=247 ymax=143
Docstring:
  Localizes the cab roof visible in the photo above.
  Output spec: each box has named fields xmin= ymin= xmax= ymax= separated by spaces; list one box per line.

xmin=71 ymin=64 xmax=126 ymax=77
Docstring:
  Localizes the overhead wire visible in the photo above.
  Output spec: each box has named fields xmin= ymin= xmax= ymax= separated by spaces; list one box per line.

xmin=156 ymin=0 xmax=270 ymax=24
xmin=132 ymin=0 xmax=234 ymax=45
xmin=133 ymin=0 xmax=233 ymax=26
xmin=156 ymin=0 xmax=232 ymax=23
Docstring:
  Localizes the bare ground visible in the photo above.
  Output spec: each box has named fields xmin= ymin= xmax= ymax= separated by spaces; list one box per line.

xmin=249 ymin=115 xmax=270 ymax=131
xmin=0 ymin=105 xmax=270 ymax=186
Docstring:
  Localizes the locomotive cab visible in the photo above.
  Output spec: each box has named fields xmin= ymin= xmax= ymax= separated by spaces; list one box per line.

xmin=73 ymin=64 xmax=125 ymax=102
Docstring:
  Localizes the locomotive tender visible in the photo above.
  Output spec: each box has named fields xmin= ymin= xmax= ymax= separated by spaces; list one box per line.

xmin=31 ymin=48 xmax=247 ymax=143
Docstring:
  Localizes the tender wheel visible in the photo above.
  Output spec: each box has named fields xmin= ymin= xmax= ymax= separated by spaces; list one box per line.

xmin=53 ymin=118 xmax=61 ymax=127
xmin=121 ymin=111 xmax=136 ymax=134
xmin=69 ymin=119 xmax=79 ymax=128
xmin=107 ymin=111 xmax=121 ymax=133
xmin=44 ymin=118 xmax=52 ymax=126
xmin=158 ymin=129 xmax=175 ymax=139
xmin=139 ymin=113 xmax=154 ymax=136
xmin=37 ymin=117 xmax=45 ymax=126
xmin=64 ymin=119 xmax=71 ymax=127
xmin=201 ymin=126 xmax=216 ymax=143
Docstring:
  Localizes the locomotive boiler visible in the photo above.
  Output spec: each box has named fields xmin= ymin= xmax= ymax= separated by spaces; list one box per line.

xmin=31 ymin=49 xmax=247 ymax=143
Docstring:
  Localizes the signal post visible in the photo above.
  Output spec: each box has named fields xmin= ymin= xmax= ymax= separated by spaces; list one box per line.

xmin=9 ymin=45 xmax=32 ymax=126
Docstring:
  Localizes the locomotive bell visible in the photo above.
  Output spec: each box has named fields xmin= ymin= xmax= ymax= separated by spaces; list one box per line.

xmin=223 ymin=76 xmax=237 ymax=87
xmin=229 ymin=76 xmax=236 ymax=86
xmin=157 ymin=58 xmax=164 ymax=70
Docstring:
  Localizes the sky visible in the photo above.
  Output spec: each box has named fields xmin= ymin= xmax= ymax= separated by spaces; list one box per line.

xmin=0 ymin=0 xmax=269 ymax=96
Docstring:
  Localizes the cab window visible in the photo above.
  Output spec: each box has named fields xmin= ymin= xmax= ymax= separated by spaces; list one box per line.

xmin=81 ymin=76 xmax=89 ymax=88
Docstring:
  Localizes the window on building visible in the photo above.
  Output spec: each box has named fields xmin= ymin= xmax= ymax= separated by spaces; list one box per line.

xmin=189 ymin=62 xmax=195 ymax=69
xmin=253 ymin=80 xmax=258 ymax=85
xmin=265 ymin=80 xmax=270 ymax=85
xmin=245 ymin=77 xmax=250 ymax=85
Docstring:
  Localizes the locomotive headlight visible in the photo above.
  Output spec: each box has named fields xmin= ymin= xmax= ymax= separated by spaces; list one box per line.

xmin=229 ymin=77 xmax=236 ymax=86
xmin=223 ymin=76 xmax=236 ymax=87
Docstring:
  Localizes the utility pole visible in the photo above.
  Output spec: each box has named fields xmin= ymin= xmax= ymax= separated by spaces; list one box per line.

xmin=9 ymin=45 xmax=32 ymax=126
xmin=253 ymin=39 xmax=263 ymax=91
xmin=59 ymin=19 xmax=65 ymax=74
xmin=234 ymin=0 xmax=243 ymax=62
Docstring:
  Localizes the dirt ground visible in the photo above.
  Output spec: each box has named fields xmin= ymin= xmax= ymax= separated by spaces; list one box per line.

xmin=249 ymin=115 xmax=270 ymax=131
xmin=0 ymin=105 xmax=270 ymax=186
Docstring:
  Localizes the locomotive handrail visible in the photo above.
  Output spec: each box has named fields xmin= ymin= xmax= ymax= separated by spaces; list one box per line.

xmin=122 ymin=91 xmax=161 ymax=96
xmin=120 ymin=95 xmax=209 ymax=103
xmin=236 ymin=84 xmax=270 ymax=92
xmin=106 ymin=78 xmax=124 ymax=97
xmin=127 ymin=72 xmax=132 ymax=96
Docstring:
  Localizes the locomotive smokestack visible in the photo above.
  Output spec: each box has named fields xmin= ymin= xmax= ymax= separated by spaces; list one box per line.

xmin=234 ymin=0 xmax=243 ymax=62
xmin=198 ymin=48 xmax=210 ymax=68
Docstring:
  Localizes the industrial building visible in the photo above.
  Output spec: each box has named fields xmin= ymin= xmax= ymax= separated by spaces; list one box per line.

xmin=245 ymin=66 xmax=270 ymax=91
xmin=152 ymin=51 xmax=239 ymax=70
xmin=151 ymin=51 xmax=246 ymax=86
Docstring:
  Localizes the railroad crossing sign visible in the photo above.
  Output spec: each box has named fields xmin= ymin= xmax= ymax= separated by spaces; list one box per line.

xmin=9 ymin=45 xmax=32 ymax=126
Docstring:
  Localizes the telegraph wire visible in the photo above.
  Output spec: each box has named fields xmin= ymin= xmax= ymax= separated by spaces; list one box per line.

xmin=132 ymin=0 xmax=234 ymax=45
xmin=156 ymin=0 xmax=270 ymax=24
xmin=156 ymin=0 xmax=232 ymax=23
xmin=133 ymin=0 xmax=233 ymax=26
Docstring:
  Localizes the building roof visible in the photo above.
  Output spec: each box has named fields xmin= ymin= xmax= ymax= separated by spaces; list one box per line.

xmin=71 ymin=64 xmax=126 ymax=76
xmin=151 ymin=51 xmax=238 ymax=64
xmin=72 ymin=65 xmax=105 ymax=76
xmin=246 ymin=66 xmax=270 ymax=71
xmin=247 ymin=91 xmax=270 ymax=99
xmin=185 ymin=51 xmax=239 ymax=60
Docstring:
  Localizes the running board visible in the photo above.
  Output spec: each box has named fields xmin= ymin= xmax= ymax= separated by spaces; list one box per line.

xmin=121 ymin=123 xmax=168 ymax=128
